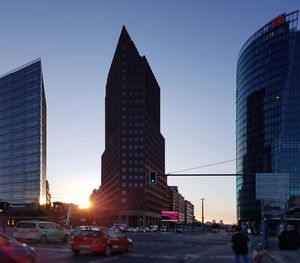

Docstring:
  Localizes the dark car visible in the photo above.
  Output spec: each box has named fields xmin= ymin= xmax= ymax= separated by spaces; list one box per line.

xmin=69 ymin=227 xmax=133 ymax=256
xmin=0 ymin=232 xmax=36 ymax=263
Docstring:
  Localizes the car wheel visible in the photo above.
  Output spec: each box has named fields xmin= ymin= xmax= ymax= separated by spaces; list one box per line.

xmin=72 ymin=249 xmax=80 ymax=255
xmin=63 ymin=234 xmax=69 ymax=242
xmin=40 ymin=235 xmax=47 ymax=243
xmin=104 ymin=245 xmax=112 ymax=256
xmin=127 ymin=243 xmax=133 ymax=253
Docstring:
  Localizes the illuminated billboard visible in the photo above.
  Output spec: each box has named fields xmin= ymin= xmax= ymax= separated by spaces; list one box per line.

xmin=161 ymin=211 xmax=179 ymax=222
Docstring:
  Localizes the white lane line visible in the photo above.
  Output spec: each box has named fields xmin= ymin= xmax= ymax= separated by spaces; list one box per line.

xmin=89 ymin=256 xmax=120 ymax=263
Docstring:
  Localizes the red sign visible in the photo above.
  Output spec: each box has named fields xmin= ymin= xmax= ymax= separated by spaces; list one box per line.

xmin=161 ymin=211 xmax=179 ymax=221
xmin=272 ymin=15 xmax=285 ymax=28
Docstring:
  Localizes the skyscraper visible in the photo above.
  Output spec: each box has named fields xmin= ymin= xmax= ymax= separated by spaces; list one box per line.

xmin=99 ymin=26 xmax=168 ymax=226
xmin=0 ymin=59 xmax=47 ymax=205
xmin=236 ymin=11 xmax=300 ymax=222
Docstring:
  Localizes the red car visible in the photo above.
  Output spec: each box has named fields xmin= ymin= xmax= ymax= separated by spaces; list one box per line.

xmin=69 ymin=227 xmax=133 ymax=256
xmin=0 ymin=232 xmax=36 ymax=263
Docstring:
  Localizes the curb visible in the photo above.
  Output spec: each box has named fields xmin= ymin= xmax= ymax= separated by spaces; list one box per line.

xmin=262 ymin=249 xmax=281 ymax=263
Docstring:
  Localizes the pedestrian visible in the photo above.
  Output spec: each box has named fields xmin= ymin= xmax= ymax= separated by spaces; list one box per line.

xmin=278 ymin=225 xmax=300 ymax=250
xmin=231 ymin=225 xmax=250 ymax=263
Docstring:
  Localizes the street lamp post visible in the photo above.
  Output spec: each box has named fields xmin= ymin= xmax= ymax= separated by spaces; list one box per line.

xmin=201 ymin=198 xmax=205 ymax=224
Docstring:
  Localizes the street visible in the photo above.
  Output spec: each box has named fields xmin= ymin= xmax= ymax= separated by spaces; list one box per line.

xmin=2 ymin=228 xmax=300 ymax=263
xmin=32 ymin=231 xmax=232 ymax=263
xmin=16 ymin=231 xmax=298 ymax=263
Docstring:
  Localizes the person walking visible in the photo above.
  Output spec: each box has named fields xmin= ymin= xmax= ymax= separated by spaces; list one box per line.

xmin=231 ymin=226 xmax=250 ymax=263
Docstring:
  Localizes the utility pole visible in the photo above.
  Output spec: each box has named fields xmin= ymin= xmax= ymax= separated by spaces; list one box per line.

xmin=201 ymin=198 xmax=205 ymax=224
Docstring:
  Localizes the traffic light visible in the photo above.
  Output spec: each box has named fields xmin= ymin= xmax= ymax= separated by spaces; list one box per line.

xmin=0 ymin=202 xmax=12 ymax=214
xmin=0 ymin=202 xmax=5 ymax=214
xmin=149 ymin=171 xmax=157 ymax=184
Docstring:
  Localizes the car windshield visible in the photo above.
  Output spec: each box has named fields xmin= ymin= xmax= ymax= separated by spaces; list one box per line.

xmin=16 ymin=222 xmax=36 ymax=229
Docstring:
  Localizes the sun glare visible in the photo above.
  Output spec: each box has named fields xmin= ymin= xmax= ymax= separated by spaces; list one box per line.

xmin=78 ymin=200 xmax=91 ymax=209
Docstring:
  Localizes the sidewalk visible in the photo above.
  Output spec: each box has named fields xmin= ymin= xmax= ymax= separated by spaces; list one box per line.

xmin=250 ymin=236 xmax=300 ymax=263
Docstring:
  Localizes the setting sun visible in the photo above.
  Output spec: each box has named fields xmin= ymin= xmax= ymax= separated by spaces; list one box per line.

xmin=78 ymin=200 xmax=91 ymax=209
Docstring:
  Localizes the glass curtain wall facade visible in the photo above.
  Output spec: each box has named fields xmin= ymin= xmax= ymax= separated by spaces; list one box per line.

xmin=0 ymin=59 xmax=47 ymax=205
xmin=236 ymin=11 xmax=300 ymax=222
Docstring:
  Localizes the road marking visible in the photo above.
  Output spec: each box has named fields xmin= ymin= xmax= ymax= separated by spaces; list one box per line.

xmin=183 ymin=254 xmax=200 ymax=259
xmin=126 ymin=253 xmax=179 ymax=259
xmin=149 ymin=254 xmax=178 ymax=260
xmin=89 ymin=256 xmax=120 ymax=263
xmin=126 ymin=253 xmax=198 ymax=260
xmin=125 ymin=253 xmax=146 ymax=258
xmin=209 ymin=255 xmax=235 ymax=259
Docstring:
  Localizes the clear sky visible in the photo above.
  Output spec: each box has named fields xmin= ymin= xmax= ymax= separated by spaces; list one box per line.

xmin=0 ymin=0 xmax=299 ymax=223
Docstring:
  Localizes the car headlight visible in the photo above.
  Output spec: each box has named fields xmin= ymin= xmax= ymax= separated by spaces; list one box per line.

xmin=127 ymin=238 xmax=133 ymax=243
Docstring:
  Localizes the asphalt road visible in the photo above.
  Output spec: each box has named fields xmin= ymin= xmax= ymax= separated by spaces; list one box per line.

xmin=17 ymin=231 xmax=300 ymax=263
xmin=29 ymin=232 xmax=234 ymax=263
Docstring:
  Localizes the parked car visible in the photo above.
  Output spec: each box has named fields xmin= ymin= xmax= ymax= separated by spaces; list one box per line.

xmin=112 ymin=223 xmax=127 ymax=232
xmin=149 ymin=225 xmax=159 ymax=232
xmin=0 ymin=232 xmax=36 ymax=263
xmin=160 ymin=226 xmax=168 ymax=232
xmin=127 ymin=227 xmax=138 ymax=233
xmin=13 ymin=221 xmax=69 ymax=243
xmin=137 ymin=227 xmax=146 ymax=233
xmin=70 ymin=227 xmax=133 ymax=256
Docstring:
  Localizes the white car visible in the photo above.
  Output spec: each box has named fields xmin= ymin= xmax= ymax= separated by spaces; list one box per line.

xmin=13 ymin=221 xmax=69 ymax=243
xmin=127 ymin=227 xmax=138 ymax=233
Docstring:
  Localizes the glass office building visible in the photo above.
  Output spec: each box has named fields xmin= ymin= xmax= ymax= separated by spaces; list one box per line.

xmin=236 ymin=11 xmax=300 ymax=222
xmin=0 ymin=59 xmax=47 ymax=205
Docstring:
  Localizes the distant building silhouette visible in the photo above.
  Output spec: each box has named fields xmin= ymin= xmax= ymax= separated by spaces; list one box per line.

xmin=0 ymin=59 xmax=47 ymax=205
xmin=95 ymin=26 xmax=168 ymax=226
xmin=168 ymin=186 xmax=185 ymax=224
xmin=236 ymin=11 xmax=300 ymax=223
xmin=185 ymin=200 xmax=194 ymax=224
